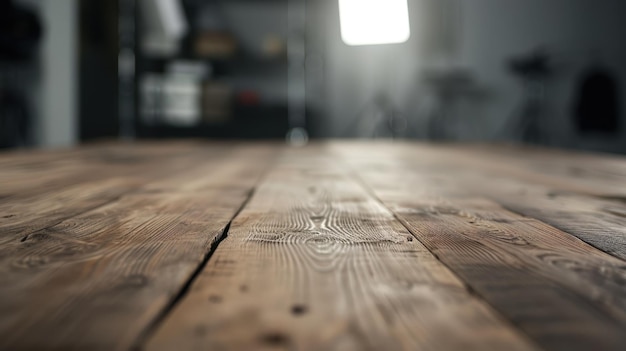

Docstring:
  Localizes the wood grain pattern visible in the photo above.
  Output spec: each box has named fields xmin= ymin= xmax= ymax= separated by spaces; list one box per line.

xmin=464 ymin=144 xmax=626 ymax=197
xmin=455 ymin=147 xmax=626 ymax=260
xmin=335 ymin=144 xmax=626 ymax=351
xmin=0 ymin=142 xmax=222 ymax=246
xmin=390 ymin=199 xmax=626 ymax=351
xmin=0 ymin=143 xmax=277 ymax=351
xmin=146 ymin=147 xmax=537 ymax=351
xmin=332 ymin=142 xmax=626 ymax=261
xmin=142 ymin=143 xmax=279 ymax=193
xmin=0 ymin=141 xmax=207 ymax=200
xmin=1 ymin=141 xmax=626 ymax=351
xmin=0 ymin=190 xmax=250 ymax=351
xmin=0 ymin=143 xmax=275 ymax=245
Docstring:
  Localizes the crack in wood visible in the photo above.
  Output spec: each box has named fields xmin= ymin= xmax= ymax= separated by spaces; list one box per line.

xmin=131 ymin=189 xmax=256 ymax=351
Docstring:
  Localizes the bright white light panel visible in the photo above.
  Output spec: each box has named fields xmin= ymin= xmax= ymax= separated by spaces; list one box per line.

xmin=339 ymin=0 xmax=411 ymax=46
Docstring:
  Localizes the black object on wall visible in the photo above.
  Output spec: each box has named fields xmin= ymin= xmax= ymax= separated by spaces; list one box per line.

xmin=574 ymin=65 xmax=620 ymax=134
xmin=0 ymin=0 xmax=42 ymax=61
xmin=0 ymin=0 xmax=41 ymax=148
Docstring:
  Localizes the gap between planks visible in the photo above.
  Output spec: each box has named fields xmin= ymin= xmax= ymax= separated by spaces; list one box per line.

xmin=144 ymin=146 xmax=539 ymax=351
xmin=334 ymin=149 xmax=544 ymax=349
xmin=0 ymin=143 xmax=280 ymax=351
xmin=131 ymin=189 xmax=256 ymax=351
xmin=332 ymin=143 xmax=626 ymax=351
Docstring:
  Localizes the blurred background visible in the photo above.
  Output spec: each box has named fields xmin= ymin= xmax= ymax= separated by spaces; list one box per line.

xmin=1 ymin=0 xmax=625 ymax=153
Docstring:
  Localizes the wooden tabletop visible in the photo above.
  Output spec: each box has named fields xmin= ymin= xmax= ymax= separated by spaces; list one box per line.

xmin=1 ymin=141 xmax=625 ymax=351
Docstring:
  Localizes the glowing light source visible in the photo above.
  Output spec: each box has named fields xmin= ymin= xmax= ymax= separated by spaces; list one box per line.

xmin=338 ymin=0 xmax=411 ymax=46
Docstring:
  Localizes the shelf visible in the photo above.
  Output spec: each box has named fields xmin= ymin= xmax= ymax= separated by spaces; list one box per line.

xmin=135 ymin=0 xmax=295 ymax=140
xmin=140 ymin=53 xmax=287 ymax=77
xmin=137 ymin=104 xmax=289 ymax=139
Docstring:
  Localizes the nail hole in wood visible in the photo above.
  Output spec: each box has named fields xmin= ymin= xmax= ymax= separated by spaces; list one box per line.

xmin=291 ymin=304 xmax=307 ymax=316
xmin=261 ymin=332 xmax=288 ymax=345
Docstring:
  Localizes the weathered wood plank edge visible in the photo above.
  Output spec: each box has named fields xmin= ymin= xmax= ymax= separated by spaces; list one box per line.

xmin=340 ymin=142 xmax=626 ymax=262
xmin=427 ymin=146 xmax=626 ymax=262
xmin=0 ymin=190 xmax=256 ymax=350
xmin=450 ymin=144 xmax=626 ymax=199
xmin=1 ymin=143 xmax=275 ymax=246
xmin=144 ymin=147 xmax=541 ymax=351
xmin=496 ymin=202 xmax=626 ymax=263
xmin=0 ymin=141 xmax=216 ymax=200
xmin=333 ymin=144 xmax=626 ymax=351
xmin=17 ymin=194 xmax=124 ymax=244
xmin=127 ymin=144 xmax=279 ymax=350
xmin=337 ymin=161 xmax=543 ymax=351
xmin=0 ymin=143 xmax=281 ymax=350
xmin=389 ymin=207 xmax=626 ymax=350
xmin=131 ymin=189 xmax=257 ymax=351
xmin=0 ymin=150 xmax=220 ymax=245
xmin=132 ymin=146 xmax=281 ymax=350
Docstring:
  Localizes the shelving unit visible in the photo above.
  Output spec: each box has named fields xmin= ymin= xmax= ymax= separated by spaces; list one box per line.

xmin=128 ymin=0 xmax=309 ymax=139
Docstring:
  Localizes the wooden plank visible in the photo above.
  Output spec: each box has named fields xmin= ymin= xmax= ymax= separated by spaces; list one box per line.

xmin=444 ymin=146 xmax=626 ymax=260
xmin=497 ymin=192 xmax=626 ymax=261
xmin=0 ymin=177 xmax=143 ymax=246
xmin=0 ymin=141 xmax=205 ymax=200
xmin=0 ymin=142 xmax=212 ymax=241
xmin=0 ymin=190 xmax=251 ymax=351
xmin=332 ymin=142 xmax=626 ymax=261
xmin=0 ymin=143 xmax=275 ymax=246
xmin=142 ymin=143 xmax=279 ymax=193
xmin=421 ymin=169 xmax=626 ymax=262
xmin=335 ymin=143 xmax=626 ymax=351
xmin=0 ymin=142 xmax=278 ymax=350
xmin=456 ymin=144 xmax=626 ymax=197
xmin=145 ymin=147 xmax=537 ymax=351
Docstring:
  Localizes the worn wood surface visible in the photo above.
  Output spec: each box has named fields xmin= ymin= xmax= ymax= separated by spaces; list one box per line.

xmin=1 ymin=141 xmax=625 ymax=351
xmin=0 ymin=143 xmax=276 ymax=351
xmin=146 ymin=148 xmax=536 ymax=351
